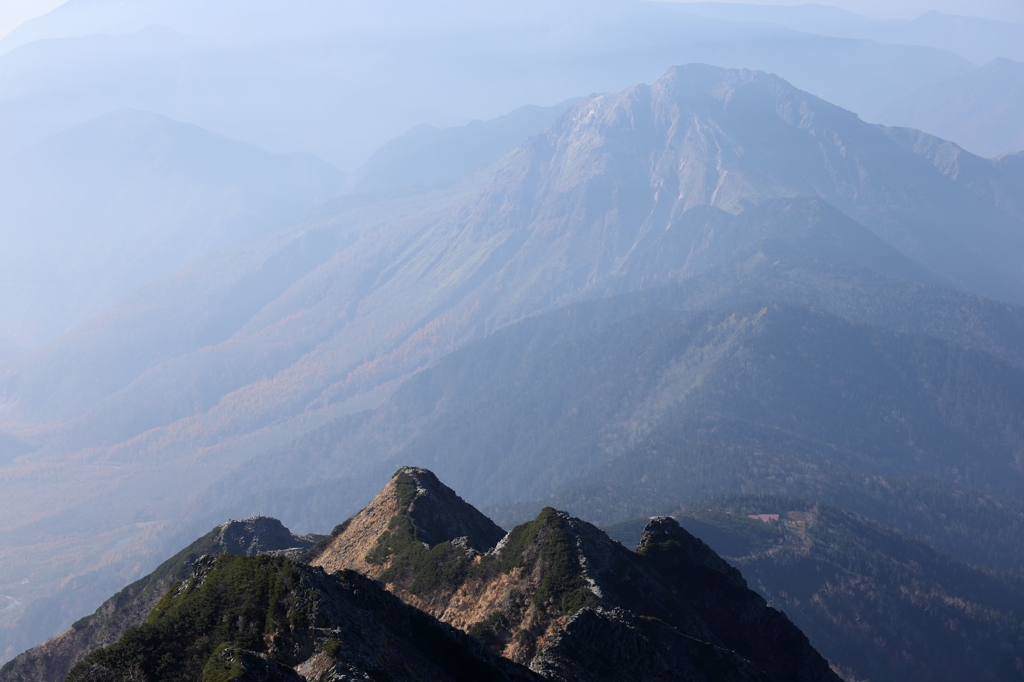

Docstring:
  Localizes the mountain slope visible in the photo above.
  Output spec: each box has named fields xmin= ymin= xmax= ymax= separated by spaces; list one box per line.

xmin=0 ymin=518 xmax=319 ymax=682
xmin=210 ymin=285 xmax=1024 ymax=582
xmin=13 ymin=64 xmax=1024 ymax=454
xmin=309 ymin=467 xmax=839 ymax=682
xmin=66 ymin=554 xmax=538 ymax=682
xmin=351 ymin=101 xmax=578 ymax=195
xmin=0 ymin=108 xmax=345 ymax=348
xmin=882 ymin=125 xmax=1024 ymax=220
xmin=608 ymin=500 xmax=1024 ymax=682
xmin=306 ymin=301 xmax=1024 ymax=512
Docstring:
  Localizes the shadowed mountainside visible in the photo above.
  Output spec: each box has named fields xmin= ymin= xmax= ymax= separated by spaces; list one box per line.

xmin=608 ymin=499 xmax=1024 ymax=682
xmin=66 ymin=555 xmax=539 ymax=682
xmin=216 ymin=287 xmax=1024 ymax=581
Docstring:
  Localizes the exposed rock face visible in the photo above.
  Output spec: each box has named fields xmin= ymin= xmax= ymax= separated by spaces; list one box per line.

xmin=0 ymin=519 xmax=319 ymax=682
xmin=66 ymin=555 xmax=538 ymax=682
xmin=312 ymin=468 xmax=840 ymax=682
xmin=211 ymin=516 xmax=319 ymax=558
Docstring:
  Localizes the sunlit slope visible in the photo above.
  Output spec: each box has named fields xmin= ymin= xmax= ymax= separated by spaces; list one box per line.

xmin=0 ymin=109 xmax=344 ymax=348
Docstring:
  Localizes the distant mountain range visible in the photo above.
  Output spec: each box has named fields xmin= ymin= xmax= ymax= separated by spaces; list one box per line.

xmin=3 ymin=63 xmax=1024 ymax=666
xmin=0 ymin=0 xmax=986 ymax=167
xmin=0 ymin=109 xmax=345 ymax=349
xmin=883 ymin=57 xmax=1024 ymax=158
xmin=676 ymin=4 xmax=1024 ymax=64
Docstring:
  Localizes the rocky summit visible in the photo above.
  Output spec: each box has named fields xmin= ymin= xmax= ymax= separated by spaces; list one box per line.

xmin=308 ymin=467 xmax=839 ymax=682
xmin=4 ymin=467 xmax=841 ymax=681
xmin=308 ymin=466 xmax=506 ymax=579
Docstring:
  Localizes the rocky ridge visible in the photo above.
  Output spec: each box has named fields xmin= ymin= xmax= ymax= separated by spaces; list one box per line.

xmin=4 ymin=468 xmax=841 ymax=682
xmin=310 ymin=467 xmax=840 ymax=682
xmin=0 ymin=518 xmax=319 ymax=682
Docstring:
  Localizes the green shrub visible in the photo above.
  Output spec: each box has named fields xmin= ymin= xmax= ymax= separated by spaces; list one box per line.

xmin=366 ymin=514 xmax=471 ymax=595
xmin=392 ymin=471 xmax=419 ymax=508
xmin=323 ymin=638 xmax=341 ymax=658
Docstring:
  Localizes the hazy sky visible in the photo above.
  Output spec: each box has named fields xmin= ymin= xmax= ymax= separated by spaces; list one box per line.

xmin=1 ymin=0 xmax=1022 ymax=41
xmin=0 ymin=0 xmax=62 ymax=39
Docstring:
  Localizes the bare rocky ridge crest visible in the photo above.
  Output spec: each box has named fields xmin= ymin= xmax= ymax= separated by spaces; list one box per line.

xmin=310 ymin=467 xmax=839 ymax=682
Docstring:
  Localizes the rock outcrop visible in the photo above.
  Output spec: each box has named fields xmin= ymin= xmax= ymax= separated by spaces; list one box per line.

xmin=0 ymin=518 xmax=319 ymax=682
xmin=310 ymin=469 xmax=840 ymax=682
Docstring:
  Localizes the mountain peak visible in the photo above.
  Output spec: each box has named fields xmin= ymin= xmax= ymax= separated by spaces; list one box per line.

xmin=213 ymin=516 xmax=308 ymax=557
xmin=308 ymin=471 xmax=838 ymax=680
xmin=637 ymin=515 xmax=739 ymax=580
xmin=309 ymin=466 xmax=505 ymax=577
xmin=390 ymin=466 xmax=507 ymax=550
